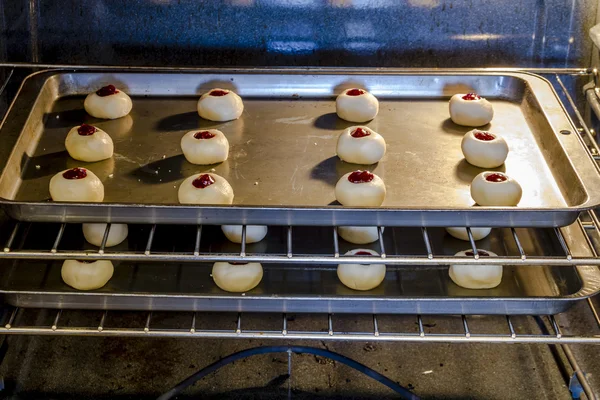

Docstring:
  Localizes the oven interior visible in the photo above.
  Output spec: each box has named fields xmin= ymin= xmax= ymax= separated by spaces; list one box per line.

xmin=0 ymin=1 xmax=599 ymax=399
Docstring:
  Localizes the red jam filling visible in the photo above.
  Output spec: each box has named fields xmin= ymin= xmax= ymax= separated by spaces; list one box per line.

xmin=79 ymin=260 xmax=96 ymax=264
xmin=96 ymin=85 xmax=119 ymax=97
xmin=462 ymin=93 xmax=481 ymax=101
xmin=485 ymin=173 xmax=507 ymax=183
xmin=77 ymin=123 xmax=97 ymax=136
xmin=351 ymin=127 xmax=371 ymax=138
xmin=209 ymin=89 xmax=229 ymax=96
xmin=348 ymin=170 xmax=374 ymax=183
xmin=62 ymin=167 xmax=87 ymax=180
xmin=230 ymin=262 xmax=248 ymax=265
xmin=194 ymin=131 xmax=216 ymax=139
xmin=354 ymin=251 xmax=373 ymax=256
xmin=465 ymin=250 xmax=490 ymax=257
xmin=192 ymin=174 xmax=215 ymax=188
xmin=346 ymin=88 xmax=366 ymax=96
xmin=474 ymin=131 xmax=495 ymax=141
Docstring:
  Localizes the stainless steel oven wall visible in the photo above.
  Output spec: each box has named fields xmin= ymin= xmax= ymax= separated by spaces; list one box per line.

xmin=1 ymin=0 xmax=599 ymax=67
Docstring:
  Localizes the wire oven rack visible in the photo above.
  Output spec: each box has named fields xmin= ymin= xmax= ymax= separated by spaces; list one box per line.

xmin=0 ymin=64 xmax=599 ymax=397
xmin=0 ymin=65 xmax=597 ymax=334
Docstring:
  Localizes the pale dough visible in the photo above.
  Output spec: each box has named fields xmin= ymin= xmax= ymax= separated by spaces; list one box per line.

xmin=336 ymin=88 xmax=379 ymax=122
xmin=449 ymin=93 xmax=494 ymax=126
xmin=338 ymin=226 xmax=382 ymax=245
xmin=178 ymin=173 xmax=234 ymax=205
xmin=470 ymin=172 xmax=522 ymax=206
xmin=335 ymin=171 xmax=386 ymax=206
xmin=83 ymin=223 xmax=128 ymax=247
xmin=337 ymin=249 xmax=386 ymax=291
xmin=449 ymin=249 xmax=502 ymax=289
xmin=197 ymin=88 xmax=244 ymax=122
xmin=336 ymin=126 xmax=386 ymax=164
xmin=49 ymin=168 xmax=104 ymax=202
xmin=445 ymin=227 xmax=492 ymax=241
xmin=84 ymin=86 xmax=132 ymax=119
xmin=461 ymin=129 xmax=508 ymax=168
xmin=221 ymin=225 xmax=268 ymax=244
xmin=65 ymin=124 xmax=114 ymax=162
xmin=61 ymin=260 xmax=114 ymax=290
xmin=212 ymin=262 xmax=263 ymax=292
xmin=181 ymin=129 xmax=229 ymax=165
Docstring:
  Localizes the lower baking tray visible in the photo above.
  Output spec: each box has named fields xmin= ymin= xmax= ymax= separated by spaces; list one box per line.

xmin=1 ymin=217 xmax=598 ymax=314
xmin=0 ymin=69 xmax=598 ymax=227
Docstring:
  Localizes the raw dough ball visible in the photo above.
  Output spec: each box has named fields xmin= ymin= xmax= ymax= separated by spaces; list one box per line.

xmin=212 ymin=262 xmax=263 ymax=292
xmin=449 ymin=93 xmax=494 ymax=127
xmin=337 ymin=249 xmax=386 ymax=291
xmin=61 ymin=259 xmax=114 ymax=290
xmin=461 ymin=129 xmax=508 ymax=168
xmin=49 ymin=167 xmax=104 ymax=202
xmin=181 ymin=129 xmax=229 ymax=165
xmin=65 ymin=124 xmax=114 ymax=162
xmin=197 ymin=88 xmax=244 ymax=122
xmin=338 ymin=226 xmax=382 ymax=244
xmin=83 ymin=223 xmax=128 ymax=247
xmin=336 ymin=88 xmax=379 ymax=122
xmin=84 ymin=84 xmax=132 ymax=120
xmin=335 ymin=170 xmax=386 ymax=206
xmin=470 ymin=172 xmax=522 ymax=206
xmin=178 ymin=173 xmax=234 ymax=205
xmin=336 ymin=126 xmax=386 ymax=164
xmin=446 ymin=227 xmax=492 ymax=241
xmin=449 ymin=249 xmax=502 ymax=289
xmin=221 ymin=225 xmax=268 ymax=244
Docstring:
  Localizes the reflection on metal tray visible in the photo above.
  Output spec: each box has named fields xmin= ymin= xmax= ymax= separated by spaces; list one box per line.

xmin=0 ymin=69 xmax=598 ymax=226
xmin=1 ymin=218 xmax=599 ymax=314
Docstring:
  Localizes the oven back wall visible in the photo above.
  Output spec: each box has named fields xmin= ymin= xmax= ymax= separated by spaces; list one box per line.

xmin=1 ymin=0 xmax=598 ymax=68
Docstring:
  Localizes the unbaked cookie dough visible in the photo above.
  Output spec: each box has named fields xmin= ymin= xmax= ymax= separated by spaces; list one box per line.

xmin=337 ymin=249 xmax=386 ymax=291
xmin=335 ymin=170 xmax=386 ymax=206
xmin=212 ymin=262 xmax=263 ymax=292
xmin=221 ymin=225 xmax=268 ymax=244
xmin=461 ymin=129 xmax=508 ymax=168
xmin=449 ymin=93 xmax=494 ymax=127
xmin=49 ymin=167 xmax=104 ymax=202
xmin=197 ymin=88 xmax=244 ymax=122
xmin=65 ymin=124 xmax=114 ymax=162
xmin=470 ymin=172 xmax=522 ymax=206
xmin=445 ymin=227 xmax=492 ymax=241
xmin=338 ymin=226 xmax=382 ymax=245
xmin=61 ymin=259 xmax=114 ymax=290
xmin=449 ymin=249 xmax=502 ymax=289
xmin=83 ymin=223 xmax=128 ymax=247
xmin=336 ymin=88 xmax=379 ymax=123
xmin=336 ymin=126 xmax=386 ymax=165
xmin=84 ymin=84 xmax=132 ymax=120
xmin=181 ymin=129 xmax=229 ymax=165
xmin=178 ymin=173 xmax=234 ymax=205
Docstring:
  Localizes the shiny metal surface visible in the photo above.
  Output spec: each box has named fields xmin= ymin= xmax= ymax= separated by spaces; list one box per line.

xmin=1 ymin=212 xmax=599 ymax=314
xmin=1 ymin=69 xmax=599 ymax=226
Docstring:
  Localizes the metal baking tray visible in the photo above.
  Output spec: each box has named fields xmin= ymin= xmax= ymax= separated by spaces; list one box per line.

xmin=0 ymin=216 xmax=598 ymax=314
xmin=0 ymin=69 xmax=598 ymax=227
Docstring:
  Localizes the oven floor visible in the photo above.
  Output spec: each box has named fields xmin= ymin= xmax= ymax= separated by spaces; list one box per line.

xmin=0 ymin=311 xmax=579 ymax=399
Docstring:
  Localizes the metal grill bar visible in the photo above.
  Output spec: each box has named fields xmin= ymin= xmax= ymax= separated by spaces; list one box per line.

xmin=1 ymin=220 xmax=598 ymax=265
xmin=0 ymin=306 xmax=598 ymax=343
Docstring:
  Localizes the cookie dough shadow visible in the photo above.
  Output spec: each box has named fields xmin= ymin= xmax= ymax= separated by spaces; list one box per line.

xmin=43 ymin=108 xmax=94 ymax=129
xmin=129 ymin=154 xmax=187 ymax=184
xmin=441 ymin=118 xmax=477 ymax=136
xmin=313 ymin=113 xmax=355 ymax=131
xmin=454 ymin=159 xmax=505 ymax=184
xmin=155 ymin=111 xmax=219 ymax=132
